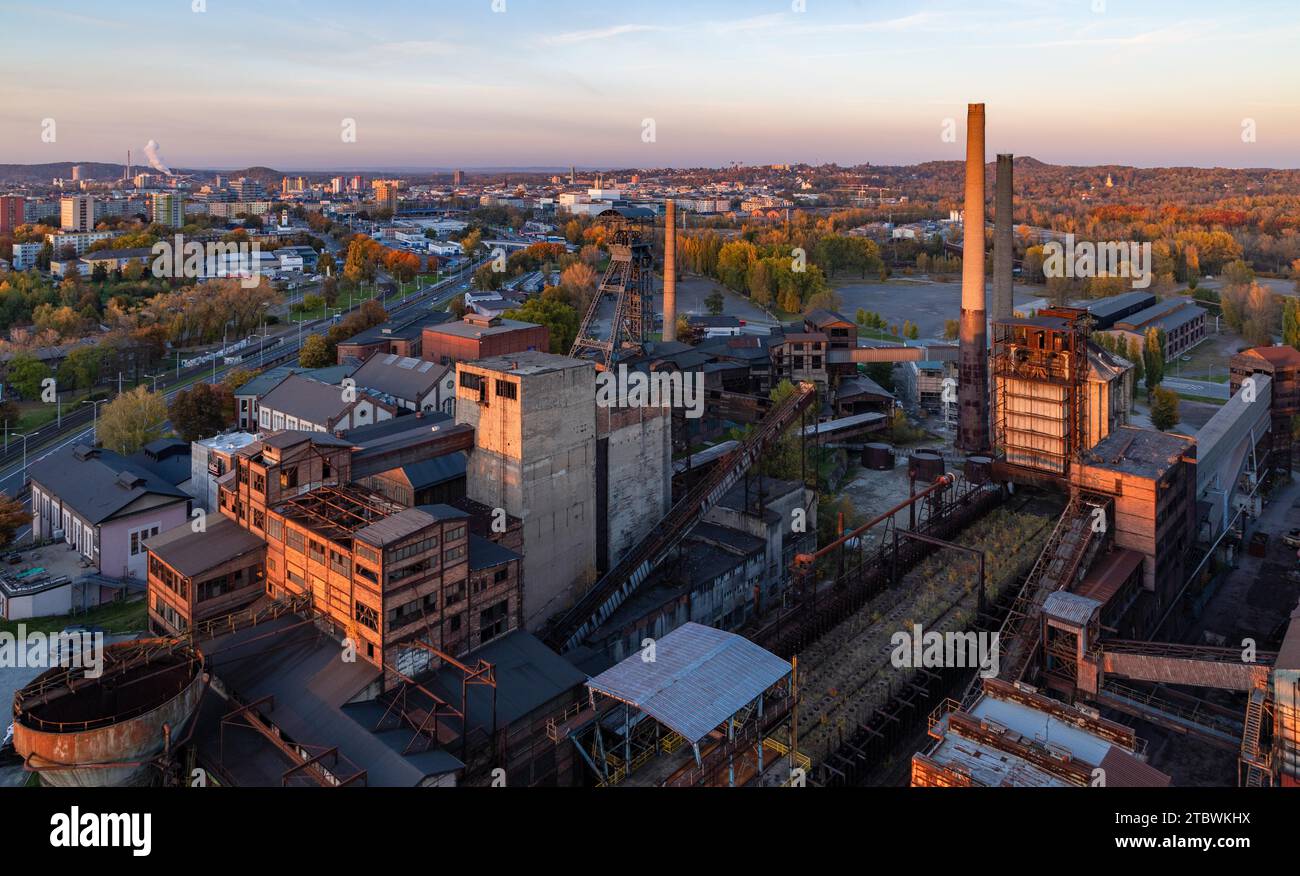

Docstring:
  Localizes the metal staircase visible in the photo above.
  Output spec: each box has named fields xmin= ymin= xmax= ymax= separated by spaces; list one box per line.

xmin=1239 ymin=685 xmax=1273 ymax=787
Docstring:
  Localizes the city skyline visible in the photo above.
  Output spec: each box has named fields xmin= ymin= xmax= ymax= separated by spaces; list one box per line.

xmin=2 ymin=0 xmax=1298 ymax=170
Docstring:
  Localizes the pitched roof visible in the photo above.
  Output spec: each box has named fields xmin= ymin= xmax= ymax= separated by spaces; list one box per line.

xmin=29 ymin=444 xmax=190 ymax=525
xmin=585 ymin=622 xmax=791 ymax=744
xmin=145 ymin=516 xmax=265 ymax=578
xmin=258 ymin=374 xmax=370 ymax=426
xmin=468 ymin=533 xmax=521 ymax=571
xmin=351 ymin=353 xmax=449 ymax=402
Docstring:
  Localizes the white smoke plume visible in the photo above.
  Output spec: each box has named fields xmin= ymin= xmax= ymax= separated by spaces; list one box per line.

xmin=143 ymin=139 xmax=172 ymax=175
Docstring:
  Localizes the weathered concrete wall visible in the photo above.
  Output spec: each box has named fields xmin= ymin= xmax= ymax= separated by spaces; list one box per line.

xmin=598 ymin=405 xmax=671 ymax=571
xmin=459 ymin=357 xmax=597 ymax=630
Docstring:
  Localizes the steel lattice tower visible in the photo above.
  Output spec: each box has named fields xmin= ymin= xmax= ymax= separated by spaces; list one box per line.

xmin=570 ymin=211 xmax=654 ymax=370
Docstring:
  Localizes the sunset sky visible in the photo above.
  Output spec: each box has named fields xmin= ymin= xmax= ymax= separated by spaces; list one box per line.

xmin=2 ymin=0 xmax=1298 ymax=170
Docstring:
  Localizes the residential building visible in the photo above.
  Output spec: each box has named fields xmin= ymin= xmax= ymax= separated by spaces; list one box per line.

xmin=351 ymin=352 xmax=454 ymax=415
xmin=0 ymin=196 xmax=24 ymax=233
xmin=60 ymin=195 xmax=96 ymax=231
xmin=29 ymin=444 xmax=191 ymax=581
xmin=150 ymin=192 xmax=186 ymax=227
xmin=256 ymin=373 xmax=397 ymax=434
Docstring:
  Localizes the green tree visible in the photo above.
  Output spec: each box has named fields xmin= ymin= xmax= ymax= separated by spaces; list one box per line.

xmin=505 ymin=298 xmax=579 ymax=354
xmin=58 ymin=345 xmax=103 ymax=392
xmin=97 ymin=386 xmax=166 ymax=455
xmin=1283 ymin=297 xmax=1300 ymax=351
xmin=705 ymin=289 xmax=725 ymax=315
xmin=169 ymin=382 xmax=230 ymax=441
xmin=1150 ymin=386 xmax=1180 ymax=431
xmin=1143 ymin=327 xmax=1165 ymax=388
xmin=7 ymin=353 xmax=52 ymax=399
xmin=1127 ymin=336 xmax=1145 ymax=384
xmin=299 ymin=333 xmax=333 ymax=368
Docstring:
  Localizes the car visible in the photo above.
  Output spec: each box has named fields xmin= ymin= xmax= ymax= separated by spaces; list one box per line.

xmin=1284 ymin=530 xmax=1300 ymax=550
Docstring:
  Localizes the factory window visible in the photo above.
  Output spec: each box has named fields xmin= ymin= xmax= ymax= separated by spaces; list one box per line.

xmin=494 ymin=567 xmax=508 ymax=584
xmin=354 ymin=602 xmax=379 ymax=632
xmin=286 ymin=528 xmax=305 ymax=552
xmin=495 ymin=379 xmax=517 ymax=400
xmin=392 ymin=535 xmax=439 ymax=561
xmin=252 ymin=509 xmax=265 ymax=530
xmin=445 ymin=581 xmax=466 ymax=606
xmin=267 ymin=517 xmax=283 ymax=541
xmin=252 ymin=472 xmax=265 ymax=493
xmin=459 ymin=372 xmax=482 ymax=391
xmin=329 ymin=549 xmax=351 ymax=577
xmin=479 ymin=600 xmax=508 ymax=641
xmin=308 ymin=539 xmax=326 ymax=564
xmin=286 ymin=564 xmax=305 ymax=586
xmin=445 ymin=525 xmax=466 ymax=542
xmin=355 ymin=564 xmax=378 ymax=585
xmin=280 ymin=466 xmax=299 ymax=490
xmin=444 ymin=545 xmax=466 ymax=565
xmin=356 ymin=543 xmax=380 ymax=564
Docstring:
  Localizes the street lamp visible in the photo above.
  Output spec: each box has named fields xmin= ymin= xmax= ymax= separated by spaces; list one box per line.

xmin=15 ymin=432 xmax=32 ymax=488
xmin=214 ymin=319 xmax=234 ymax=384
xmin=81 ymin=398 xmax=108 ymax=443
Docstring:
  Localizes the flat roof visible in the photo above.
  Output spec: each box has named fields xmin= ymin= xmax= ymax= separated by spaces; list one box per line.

xmin=585 ymin=622 xmax=791 ymax=744
xmin=1081 ymin=426 xmax=1195 ymax=478
xmin=1081 ymin=291 xmax=1156 ymax=318
xmin=426 ymin=316 xmax=541 ymax=340
xmin=469 ymin=350 xmax=592 ymax=377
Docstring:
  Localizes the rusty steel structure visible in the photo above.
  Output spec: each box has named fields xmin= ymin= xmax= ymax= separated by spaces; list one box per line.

xmin=957 ymin=103 xmax=990 ymax=454
xmin=12 ymin=638 xmax=206 ymax=786
xmin=571 ymin=209 xmax=655 ymax=370
xmin=992 ymin=306 xmax=1092 ymax=478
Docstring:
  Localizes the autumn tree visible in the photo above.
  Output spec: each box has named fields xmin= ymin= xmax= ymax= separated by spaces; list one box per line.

xmin=169 ymin=382 xmax=230 ymax=441
xmin=7 ymin=353 xmax=51 ymax=399
xmin=0 ymin=493 xmax=32 ymax=548
xmin=97 ymin=385 xmax=166 ymax=455
xmin=299 ymin=334 xmax=333 ymax=368
xmin=505 ymin=298 xmax=579 ymax=354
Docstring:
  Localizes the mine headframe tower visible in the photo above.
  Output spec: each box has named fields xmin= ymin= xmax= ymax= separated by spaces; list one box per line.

xmin=570 ymin=208 xmax=655 ymax=371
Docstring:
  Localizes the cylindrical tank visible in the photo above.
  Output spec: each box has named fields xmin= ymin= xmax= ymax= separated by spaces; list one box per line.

xmin=965 ymin=455 xmax=993 ymax=485
xmin=863 ymin=443 xmax=894 ymax=471
xmin=13 ymin=639 xmax=206 ymax=787
xmin=909 ymin=451 xmax=945 ymax=483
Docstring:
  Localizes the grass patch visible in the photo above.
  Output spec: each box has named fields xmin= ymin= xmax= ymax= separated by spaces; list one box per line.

xmin=0 ymin=596 xmax=146 ymax=637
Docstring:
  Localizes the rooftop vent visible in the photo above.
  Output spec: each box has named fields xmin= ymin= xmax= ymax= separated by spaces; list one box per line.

xmin=115 ymin=471 xmax=145 ymax=489
xmin=72 ymin=445 xmax=100 ymax=461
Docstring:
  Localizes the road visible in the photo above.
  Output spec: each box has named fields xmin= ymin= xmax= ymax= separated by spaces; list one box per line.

xmin=1162 ymin=377 xmax=1230 ymax=401
xmin=0 ymin=256 xmax=481 ymax=514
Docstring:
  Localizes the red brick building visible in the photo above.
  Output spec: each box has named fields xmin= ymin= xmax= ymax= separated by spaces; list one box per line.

xmin=422 ymin=314 xmax=549 ymax=365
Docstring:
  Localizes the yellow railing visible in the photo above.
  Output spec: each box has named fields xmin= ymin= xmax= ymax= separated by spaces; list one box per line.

xmin=764 ymin=736 xmax=811 ymax=772
xmin=661 ymin=731 xmax=686 ymax=753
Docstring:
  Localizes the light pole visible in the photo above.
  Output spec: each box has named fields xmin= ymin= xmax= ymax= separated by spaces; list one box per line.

xmin=213 ymin=319 xmax=233 ymax=384
xmin=16 ymin=431 xmax=32 ymax=487
xmin=81 ymin=398 xmax=107 ymax=443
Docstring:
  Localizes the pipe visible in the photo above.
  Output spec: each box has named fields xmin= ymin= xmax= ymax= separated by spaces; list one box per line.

xmin=958 ymin=103 xmax=990 ymax=453
xmin=663 ymin=199 xmax=677 ymax=342
xmin=993 ymin=153 xmax=1014 ymax=322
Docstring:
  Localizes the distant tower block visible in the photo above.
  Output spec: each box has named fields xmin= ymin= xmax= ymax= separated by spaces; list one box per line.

xmin=663 ymin=200 xmax=678 ymax=342
xmin=993 ymin=154 xmax=1015 ymax=323
xmin=958 ymin=103 xmax=990 ymax=454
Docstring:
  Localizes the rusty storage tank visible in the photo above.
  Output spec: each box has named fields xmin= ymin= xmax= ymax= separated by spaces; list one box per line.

xmin=965 ymin=455 xmax=993 ymax=485
xmin=908 ymin=451 xmax=945 ymax=483
xmin=12 ymin=638 xmax=206 ymax=787
xmin=863 ymin=443 xmax=894 ymax=471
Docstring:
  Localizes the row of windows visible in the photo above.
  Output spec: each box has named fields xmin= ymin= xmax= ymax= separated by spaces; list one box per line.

xmin=154 ymin=595 xmax=187 ymax=631
xmin=149 ymin=555 xmax=188 ymax=600
xmin=391 ymin=534 xmax=439 ymax=561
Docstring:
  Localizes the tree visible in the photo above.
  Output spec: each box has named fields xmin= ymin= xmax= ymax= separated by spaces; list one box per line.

xmin=705 ymin=289 xmax=725 ymax=315
xmin=1150 ymin=386 xmax=1181 ymax=431
xmin=299 ymin=334 xmax=333 ymax=368
xmin=905 ymin=321 xmax=920 ymax=340
xmin=1284 ymin=296 xmax=1300 ymax=352
xmin=505 ymin=298 xmax=579 ymax=354
xmin=460 ymin=230 xmax=482 ymax=259
xmin=169 ymin=382 xmax=230 ymax=441
xmin=0 ymin=493 xmax=32 ymax=548
xmin=7 ymin=353 xmax=51 ymax=400
xmin=97 ymin=385 xmax=166 ymax=455
xmin=943 ymin=318 xmax=959 ymax=340
xmin=1143 ymin=327 xmax=1165 ymax=389
xmin=58 ymin=345 xmax=103 ymax=392
xmin=1127 ymin=335 xmax=1145 ymax=384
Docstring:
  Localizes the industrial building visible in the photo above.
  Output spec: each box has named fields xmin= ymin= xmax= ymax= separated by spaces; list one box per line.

xmin=422 ymin=313 xmax=550 ymax=366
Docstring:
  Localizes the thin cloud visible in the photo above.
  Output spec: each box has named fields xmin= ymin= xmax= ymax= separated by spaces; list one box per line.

xmin=544 ymin=24 xmax=670 ymax=45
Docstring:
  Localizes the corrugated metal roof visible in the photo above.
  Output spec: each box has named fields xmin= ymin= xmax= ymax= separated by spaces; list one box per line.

xmin=353 ymin=507 xmax=437 ymax=547
xmin=1098 ymin=746 xmax=1172 ymax=787
xmin=585 ymin=622 xmax=791 ymax=744
xmin=1043 ymin=590 xmax=1103 ymax=626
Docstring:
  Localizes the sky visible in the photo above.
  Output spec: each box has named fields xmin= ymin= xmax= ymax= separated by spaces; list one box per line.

xmin=1 ymin=0 xmax=1298 ymax=171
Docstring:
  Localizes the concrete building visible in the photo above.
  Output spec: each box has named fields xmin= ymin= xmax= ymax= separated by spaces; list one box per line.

xmin=422 ymin=314 xmax=549 ymax=366
xmin=595 ymin=402 xmax=672 ymax=575
xmin=456 ymin=353 xmax=598 ymax=629
xmin=150 ymin=192 xmax=186 ymax=227
xmin=11 ymin=242 xmax=42 ymax=271
xmin=29 ymin=444 xmax=191 ymax=581
xmin=60 ymin=195 xmax=96 ymax=231
xmin=0 ymin=195 xmax=24 ymax=234
xmin=770 ymin=331 xmax=829 ymax=387
xmin=1073 ymin=426 xmax=1197 ymax=635
xmin=189 ymin=431 xmax=261 ymax=511
xmin=45 ymin=230 xmax=112 ymax=257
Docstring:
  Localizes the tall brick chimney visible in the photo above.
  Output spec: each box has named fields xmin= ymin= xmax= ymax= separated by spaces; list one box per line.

xmin=958 ymin=104 xmax=990 ymax=454
xmin=662 ymin=199 xmax=677 ymax=342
